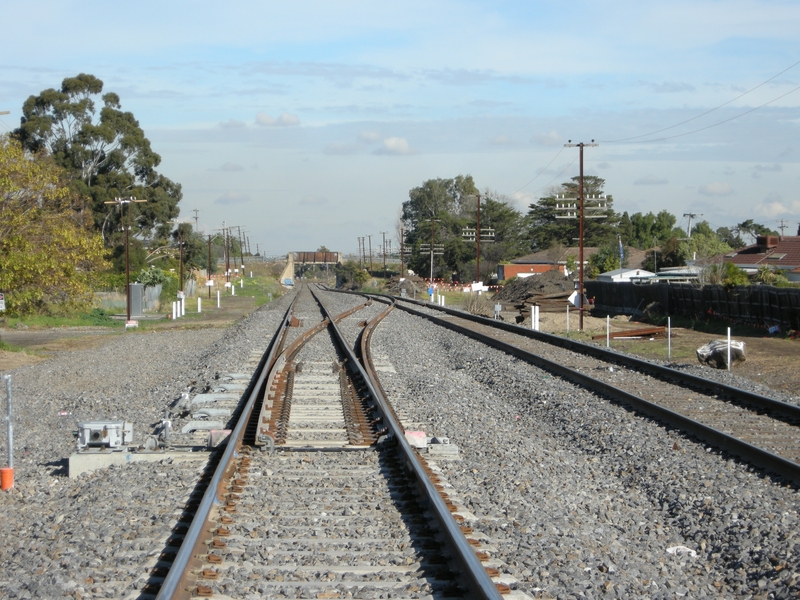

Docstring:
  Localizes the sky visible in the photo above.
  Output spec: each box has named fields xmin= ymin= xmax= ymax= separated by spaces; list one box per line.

xmin=1 ymin=0 xmax=799 ymax=256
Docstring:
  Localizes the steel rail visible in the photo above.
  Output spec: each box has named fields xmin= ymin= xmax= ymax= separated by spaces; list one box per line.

xmin=393 ymin=300 xmax=800 ymax=485
xmin=310 ymin=288 xmax=503 ymax=600
xmin=392 ymin=296 xmax=800 ymax=425
xmin=155 ymin=297 xmax=296 ymax=600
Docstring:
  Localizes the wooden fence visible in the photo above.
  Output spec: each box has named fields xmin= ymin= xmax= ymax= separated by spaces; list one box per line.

xmin=584 ymin=281 xmax=800 ymax=331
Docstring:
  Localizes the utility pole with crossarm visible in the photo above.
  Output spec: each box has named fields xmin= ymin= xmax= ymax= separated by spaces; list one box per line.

xmin=560 ymin=140 xmax=600 ymax=332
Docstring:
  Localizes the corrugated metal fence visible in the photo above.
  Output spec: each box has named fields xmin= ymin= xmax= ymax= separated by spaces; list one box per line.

xmin=584 ymin=281 xmax=800 ymax=330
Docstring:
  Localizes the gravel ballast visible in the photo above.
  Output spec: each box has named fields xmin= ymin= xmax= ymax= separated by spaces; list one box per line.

xmin=3 ymin=286 xmax=799 ymax=599
xmin=370 ymin=307 xmax=800 ymax=598
xmin=0 ymin=293 xmax=295 ymax=599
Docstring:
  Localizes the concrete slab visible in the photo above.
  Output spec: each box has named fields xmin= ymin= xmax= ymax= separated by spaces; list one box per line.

xmin=191 ymin=393 xmax=240 ymax=405
xmin=69 ymin=450 xmax=207 ymax=478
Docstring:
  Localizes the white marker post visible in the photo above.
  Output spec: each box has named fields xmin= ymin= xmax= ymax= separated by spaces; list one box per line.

xmin=727 ymin=327 xmax=732 ymax=372
xmin=668 ymin=317 xmax=672 ymax=363
xmin=532 ymin=305 xmax=540 ymax=331
xmin=1 ymin=375 xmax=14 ymax=491
xmin=198 ymin=297 xmax=202 ymax=314
xmin=181 ymin=297 xmax=185 ymax=317
xmin=172 ymin=301 xmax=177 ymax=320
xmin=606 ymin=315 xmax=610 ymax=348
xmin=217 ymin=290 xmax=220 ymax=308
xmin=566 ymin=305 xmax=570 ymax=334
xmin=240 ymin=278 xmax=244 ymax=289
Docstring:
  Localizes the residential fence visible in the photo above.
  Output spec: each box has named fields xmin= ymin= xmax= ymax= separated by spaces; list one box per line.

xmin=584 ymin=281 xmax=800 ymax=331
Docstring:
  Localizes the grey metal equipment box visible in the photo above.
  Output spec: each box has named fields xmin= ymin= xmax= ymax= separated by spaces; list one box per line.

xmin=129 ymin=283 xmax=143 ymax=317
xmin=76 ymin=421 xmax=134 ymax=450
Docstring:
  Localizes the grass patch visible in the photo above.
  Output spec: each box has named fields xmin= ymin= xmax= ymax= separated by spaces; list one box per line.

xmin=0 ymin=338 xmax=24 ymax=353
xmin=3 ymin=310 xmax=124 ymax=329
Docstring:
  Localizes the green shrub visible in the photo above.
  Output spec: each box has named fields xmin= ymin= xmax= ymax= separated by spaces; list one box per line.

xmin=82 ymin=308 xmax=114 ymax=325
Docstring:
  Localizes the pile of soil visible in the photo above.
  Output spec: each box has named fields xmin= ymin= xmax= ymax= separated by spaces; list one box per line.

xmin=385 ymin=275 xmax=425 ymax=295
xmin=495 ymin=270 xmax=572 ymax=303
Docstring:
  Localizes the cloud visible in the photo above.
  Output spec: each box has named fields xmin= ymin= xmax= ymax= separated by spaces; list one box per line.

xmin=491 ymin=135 xmax=513 ymax=145
xmin=424 ymin=68 xmax=545 ymax=87
xmin=214 ymin=191 xmax=251 ymax=205
xmin=755 ymin=194 xmax=800 ymax=218
xmin=754 ymin=163 xmax=782 ymax=172
xmin=698 ymin=182 xmax=733 ymax=196
xmin=634 ymin=174 xmax=668 ymax=185
xmin=374 ymin=137 xmax=415 ymax=155
xmin=469 ymin=99 xmax=514 ymax=109
xmin=219 ymin=119 xmax=247 ymax=129
xmin=358 ymin=130 xmax=381 ymax=143
xmin=324 ymin=142 xmax=358 ymax=155
xmin=597 ymin=162 xmax=611 ymax=169
xmin=214 ymin=162 xmax=244 ymax=172
xmin=639 ymin=81 xmax=696 ymax=94
xmin=299 ymin=194 xmax=328 ymax=206
xmin=530 ymin=130 xmax=561 ymax=146
xmin=255 ymin=112 xmax=300 ymax=127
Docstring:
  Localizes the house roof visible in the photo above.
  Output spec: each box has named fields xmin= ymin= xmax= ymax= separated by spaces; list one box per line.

xmin=724 ymin=236 xmax=800 ymax=269
xmin=512 ymin=246 xmax=647 ymax=268
xmin=599 ymin=268 xmax=655 ymax=278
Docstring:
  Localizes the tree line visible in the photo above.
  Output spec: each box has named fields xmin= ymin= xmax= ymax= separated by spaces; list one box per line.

xmin=401 ymin=174 xmax=780 ymax=283
xmin=0 ymin=73 xmax=227 ymax=316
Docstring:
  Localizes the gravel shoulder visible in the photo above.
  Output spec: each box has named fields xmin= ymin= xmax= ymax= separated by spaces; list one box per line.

xmin=0 ymin=293 xmax=295 ymax=599
xmin=373 ymin=307 xmax=800 ymax=598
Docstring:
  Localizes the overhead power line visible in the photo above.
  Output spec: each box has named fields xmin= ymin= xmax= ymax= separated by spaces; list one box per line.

xmin=601 ymin=58 xmax=800 ymax=144
xmin=513 ymin=146 xmax=564 ymax=194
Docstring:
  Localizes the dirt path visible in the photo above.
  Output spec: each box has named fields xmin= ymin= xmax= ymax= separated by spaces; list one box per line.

xmin=0 ymin=291 xmax=278 ymax=373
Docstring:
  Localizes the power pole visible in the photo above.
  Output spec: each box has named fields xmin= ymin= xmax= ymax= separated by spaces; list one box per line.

xmin=367 ymin=235 xmax=373 ymax=274
xmin=400 ymin=225 xmax=406 ymax=278
xmin=380 ymin=231 xmax=387 ymax=279
xmin=563 ymin=140 xmax=599 ymax=332
xmin=683 ymin=213 xmax=703 ymax=237
xmin=192 ymin=208 xmax=200 ymax=231
xmin=104 ymin=196 xmax=146 ymax=324
xmin=462 ymin=194 xmax=495 ymax=283
xmin=217 ymin=223 xmax=230 ymax=283
xmin=778 ymin=219 xmax=789 ymax=237
xmin=207 ymin=235 xmax=213 ymax=298
xmin=420 ymin=218 xmax=443 ymax=284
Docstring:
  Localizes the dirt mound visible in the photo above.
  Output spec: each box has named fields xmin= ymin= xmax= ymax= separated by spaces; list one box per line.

xmin=495 ymin=270 xmax=572 ymax=303
xmin=385 ymin=275 xmax=425 ymax=295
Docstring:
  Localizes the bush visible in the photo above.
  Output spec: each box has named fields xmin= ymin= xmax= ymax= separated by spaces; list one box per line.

xmin=82 ymin=308 xmax=114 ymax=325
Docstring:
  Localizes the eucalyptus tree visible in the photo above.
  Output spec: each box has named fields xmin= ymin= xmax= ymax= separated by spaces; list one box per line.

xmin=14 ymin=73 xmax=182 ymax=244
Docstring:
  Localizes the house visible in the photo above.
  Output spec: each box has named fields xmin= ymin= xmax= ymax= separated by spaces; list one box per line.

xmin=722 ymin=235 xmax=800 ymax=281
xmin=498 ymin=246 xmax=648 ymax=280
xmin=598 ymin=268 xmax=655 ymax=282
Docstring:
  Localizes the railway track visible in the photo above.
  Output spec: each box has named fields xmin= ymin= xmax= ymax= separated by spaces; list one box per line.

xmin=150 ymin=285 xmax=510 ymax=600
xmin=383 ymin=295 xmax=800 ymax=485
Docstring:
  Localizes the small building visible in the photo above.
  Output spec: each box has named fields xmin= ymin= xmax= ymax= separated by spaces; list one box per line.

xmin=499 ymin=246 xmax=647 ymax=281
xmin=597 ymin=268 xmax=655 ymax=283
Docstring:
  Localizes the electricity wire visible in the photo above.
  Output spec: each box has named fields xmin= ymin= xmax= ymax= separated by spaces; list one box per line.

xmin=512 ymin=146 xmax=564 ymax=193
xmin=601 ymin=58 xmax=800 ymax=143
xmin=614 ymin=83 xmax=800 ymax=144
xmin=516 ymin=154 xmax=578 ymax=201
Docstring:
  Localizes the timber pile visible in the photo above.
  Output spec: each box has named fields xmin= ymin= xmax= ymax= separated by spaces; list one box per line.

xmin=591 ymin=326 xmax=667 ymax=340
xmin=517 ymin=291 xmax=573 ymax=313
